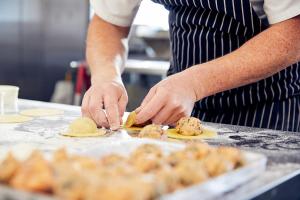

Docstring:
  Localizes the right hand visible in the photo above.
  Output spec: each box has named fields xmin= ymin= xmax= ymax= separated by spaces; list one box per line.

xmin=81 ymin=77 xmax=128 ymax=130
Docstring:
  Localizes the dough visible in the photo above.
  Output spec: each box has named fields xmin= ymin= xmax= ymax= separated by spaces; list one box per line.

xmin=139 ymin=124 xmax=165 ymax=139
xmin=61 ymin=117 xmax=106 ymax=137
xmin=20 ymin=108 xmax=64 ymax=117
xmin=175 ymin=117 xmax=203 ymax=136
xmin=124 ymin=111 xmax=151 ymax=129
xmin=124 ymin=111 xmax=137 ymax=128
xmin=0 ymin=115 xmax=33 ymax=123
xmin=174 ymin=160 xmax=208 ymax=186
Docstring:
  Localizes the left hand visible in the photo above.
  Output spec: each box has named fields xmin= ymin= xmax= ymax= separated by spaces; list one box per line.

xmin=135 ymin=70 xmax=198 ymax=125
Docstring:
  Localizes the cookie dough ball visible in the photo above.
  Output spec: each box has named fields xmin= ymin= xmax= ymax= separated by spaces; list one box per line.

xmin=130 ymin=154 xmax=163 ymax=173
xmin=131 ymin=144 xmax=163 ymax=159
xmin=0 ymin=153 xmax=20 ymax=183
xmin=174 ymin=160 xmax=208 ymax=186
xmin=217 ymin=146 xmax=245 ymax=168
xmin=68 ymin=117 xmax=98 ymax=135
xmin=139 ymin=124 xmax=165 ymax=139
xmin=166 ymin=150 xmax=194 ymax=167
xmin=202 ymin=153 xmax=234 ymax=177
xmin=155 ymin=166 xmax=182 ymax=193
xmin=85 ymin=176 xmax=156 ymax=200
xmin=176 ymin=117 xmax=203 ymax=136
xmin=184 ymin=143 xmax=214 ymax=160
xmin=100 ymin=154 xmax=127 ymax=167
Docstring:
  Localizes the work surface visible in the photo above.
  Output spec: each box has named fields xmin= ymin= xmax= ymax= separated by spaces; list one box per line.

xmin=0 ymin=99 xmax=299 ymax=200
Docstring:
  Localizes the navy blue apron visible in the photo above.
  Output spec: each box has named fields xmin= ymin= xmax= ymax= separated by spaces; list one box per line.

xmin=152 ymin=0 xmax=300 ymax=132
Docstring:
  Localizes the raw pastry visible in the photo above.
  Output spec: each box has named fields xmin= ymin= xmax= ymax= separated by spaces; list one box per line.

xmin=131 ymin=144 xmax=163 ymax=159
xmin=0 ymin=153 xmax=20 ymax=183
xmin=61 ymin=117 xmax=106 ymax=137
xmin=124 ymin=111 xmax=151 ymax=128
xmin=184 ymin=143 xmax=214 ymax=160
xmin=202 ymin=153 xmax=234 ymax=177
xmin=20 ymin=108 xmax=64 ymax=117
xmin=139 ymin=124 xmax=165 ymax=139
xmin=0 ymin=115 xmax=33 ymax=123
xmin=175 ymin=117 xmax=203 ymax=136
xmin=130 ymin=154 xmax=163 ymax=173
xmin=217 ymin=146 xmax=245 ymax=168
xmin=10 ymin=151 xmax=53 ymax=192
xmin=0 ymin=143 xmax=246 ymax=199
xmin=124 ymin=111 xmax=137 ymax=128
xmin=85 ymin=176 xmax=156 ymax=200
xmin=174 ymin=160 xmax=208 ymax=186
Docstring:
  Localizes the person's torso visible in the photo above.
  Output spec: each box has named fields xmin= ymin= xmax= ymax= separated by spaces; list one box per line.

xmin=152 ymin=0 xmax=300 ymax=111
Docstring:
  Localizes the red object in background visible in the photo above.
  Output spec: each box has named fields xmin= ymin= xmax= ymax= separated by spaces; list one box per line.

xmin=74 ymin=62 xmax=91 ymax=105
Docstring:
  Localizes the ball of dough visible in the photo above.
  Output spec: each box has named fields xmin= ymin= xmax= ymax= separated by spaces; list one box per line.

xmin=175 ymin=117 xmax=203 ymax=136
xmin=217 ymin=146 xmax=245 ymax=168
xmin=184 ymin=143 xmax=214 ymax=160
xmin=202 ymin=153 xmax=234 ymax=177
xmin=68 ymin=117 xmax=98 ymax=134
xmin=131 ymin=144 xmax=163 ymax=159
xmin=174 ymin=160 xmax=208 ymax=186
xmin=139 ymin=124 xmax=165 ymax=139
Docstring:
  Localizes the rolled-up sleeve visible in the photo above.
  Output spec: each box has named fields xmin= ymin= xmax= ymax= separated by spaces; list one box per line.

xmin=90 ymin=0 xmax=142 ymax=27
xmin=264 ymin=0 xmax=300 ymax=24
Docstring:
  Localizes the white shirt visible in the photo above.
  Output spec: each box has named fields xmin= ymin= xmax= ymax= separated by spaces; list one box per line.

xmin=90 ymin=0 xmax=300 ymax=27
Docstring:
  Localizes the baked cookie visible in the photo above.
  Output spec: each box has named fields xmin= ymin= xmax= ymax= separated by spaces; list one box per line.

xmin=175 ymin=117 xmax=203 ymax=136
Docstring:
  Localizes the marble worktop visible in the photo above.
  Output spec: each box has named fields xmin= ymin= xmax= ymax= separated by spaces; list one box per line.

xmin=0 ymin=99 xmax=299 ymax=200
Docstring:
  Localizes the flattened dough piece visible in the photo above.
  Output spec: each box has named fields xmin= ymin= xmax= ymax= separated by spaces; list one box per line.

xmin=20 ymin=108 xmax=64 ymax=117
xmin=61 ymin=117 xmax=106 ymax=137
xmin=124 ymin=111 xmax=137 ymax=128
xmin=167 ymin=128 xmax=217 ymax=140
xmin=0 ymin=115 xmax=33 ymax=123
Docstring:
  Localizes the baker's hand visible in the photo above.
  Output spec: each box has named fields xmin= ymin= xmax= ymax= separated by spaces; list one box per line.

xmin=135 ymin=70 xmax=198 ymax=125
xmin=81 ymin=77 xmax=128 ymax=130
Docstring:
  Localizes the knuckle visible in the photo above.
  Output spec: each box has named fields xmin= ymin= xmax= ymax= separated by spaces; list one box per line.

xmin=88 ymin=104 xmax=98 ymax=112
xmin=170 ymin=99 xmax=180 ymax=108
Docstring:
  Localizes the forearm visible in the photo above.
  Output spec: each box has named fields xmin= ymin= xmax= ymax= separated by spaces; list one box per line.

xmin=86 ymin=15 xmax=130 ymax=84
xmin=189 ymin=16 xmax=300 ymax=100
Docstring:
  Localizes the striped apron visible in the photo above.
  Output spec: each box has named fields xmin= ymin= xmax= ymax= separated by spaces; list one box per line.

xmin=152 ymin=0 xmax=300 ymax=132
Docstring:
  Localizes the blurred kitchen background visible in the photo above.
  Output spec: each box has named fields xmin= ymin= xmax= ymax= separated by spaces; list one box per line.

xmin=0 ymin=0 xmax=170 ymax=111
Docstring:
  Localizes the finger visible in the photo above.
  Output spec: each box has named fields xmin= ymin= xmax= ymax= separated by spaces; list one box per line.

xmin=104 ymin=95 xmax=120 ymax=130
xmin=140 ymin=87 xmax=156 ymax=108
xmin=118 ymin=93 xmax=128 ymax=118
xmin=136 ymin=92 xmax=166 ymax=124
xmin=152 ymin=104 xmax=176 ymax=125
xmin=89 ymin=94 xmax=109 ymax=128
xmin=164 ymin=112 xmax=185 ymax=126
xmin=118 ymin=93 xmax=128 ymax=125
xmin=81 ymin=91 xmax=92 ymax=118
xmin=135 ymin=106 xmax=142 ymax=114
